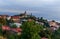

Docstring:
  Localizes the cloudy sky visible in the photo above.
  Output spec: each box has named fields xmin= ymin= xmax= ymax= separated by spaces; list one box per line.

xmin=0 ymin=0 xmax=60 ymax=22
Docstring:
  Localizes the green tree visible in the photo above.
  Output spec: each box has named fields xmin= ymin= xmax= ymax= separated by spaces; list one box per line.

xmin=0 ymin=24 xmax=2 ymax=35
xmin=7 ymin=34 xmax=15 ymax=39
xmin=11 ymin=24 xmax=17 ymax=28
xmin=51 ymin=28 xmax=60 ymax=39
xmin=20 ymin=21 xmax=43 ymax=39
xmin=0 ymin=18 xmax=7 ymax=25
xmin=39 ymin=17 xmax=44 ymax=22
xmin=39 ymin=28 xmax=52 ymax=39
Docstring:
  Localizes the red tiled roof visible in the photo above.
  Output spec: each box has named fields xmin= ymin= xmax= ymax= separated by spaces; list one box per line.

xmin=2 ymin=26 xmax=10 ymax=30
xmin=11 ymin=28 xmax=22 ymax=32
xmin=11 ymin=16 xmax=20 ymax=19
xmin=2 ymin=25 xmax=22 ymax=33
xmin=16 ymin=28 xmax=22 ymax=32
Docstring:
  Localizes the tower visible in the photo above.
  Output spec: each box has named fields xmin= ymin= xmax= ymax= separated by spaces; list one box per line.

xmin=24 ymin=11 xmax=26 ymax=14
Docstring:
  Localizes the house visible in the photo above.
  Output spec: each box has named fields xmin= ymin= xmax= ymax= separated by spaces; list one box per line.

xmin=9 ymin=22 xmax=22 ymax=28
xmin=20 ymin=18 xmax=27 ymax=23
xmin=49 ymin=21 xmax=59 ymax=30
xmin=36 ymin=21 xmax=39 ymax=24
xmin=2 ymin=25 xmax=10 ymax=31
xmin=7 ymin=16 xmax=11 ymax=20
xmin=50 ymin=26 xmax=57 ymax=31
xmin=56 ymin=22 xmax=60 ymax=27
xmin=11 ymin=16 xmax=20 ymax=23
xmin=13 ymin=23 xmax=22 ymax=28
xmin=28 ymin=18 xmax=33 ymax=22
xmin=0 ymin=15 xmax=8 ymax=19
xmin=49 ymin=21 xmax=57 ymax=27
xmin=39 ymin=22 xmax=44 ymax=25
xmin=2 ymin=25 xmax=22 ymax=35
xmin=36 ymin=21 xmax=44 ymax=25
xmin=10 ymin=28 xmax=22 ymax=35
xmin=11 ymin=28 xmax=22 ymax=32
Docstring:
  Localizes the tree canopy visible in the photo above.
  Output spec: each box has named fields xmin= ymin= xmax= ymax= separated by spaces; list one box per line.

xmin=20 ymin=21 xmax=44 ymax=39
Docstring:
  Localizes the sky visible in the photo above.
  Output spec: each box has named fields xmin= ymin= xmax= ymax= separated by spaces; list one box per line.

xmin=0 ymin=0 xmax=60 ymax=22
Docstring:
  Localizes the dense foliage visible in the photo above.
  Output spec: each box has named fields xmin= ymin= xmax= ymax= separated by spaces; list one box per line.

xmin=20 ymin=21 xmax=43 ymax=39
